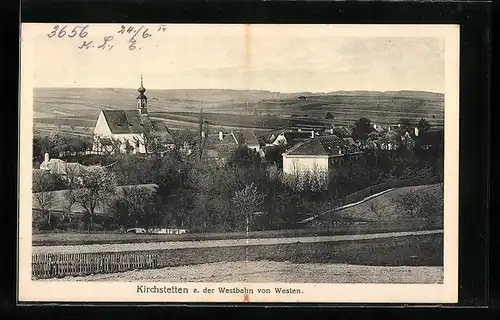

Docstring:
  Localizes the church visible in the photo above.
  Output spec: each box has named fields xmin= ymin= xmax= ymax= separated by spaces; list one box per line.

xmin=92 ymin=77 xmax=174 ymax=155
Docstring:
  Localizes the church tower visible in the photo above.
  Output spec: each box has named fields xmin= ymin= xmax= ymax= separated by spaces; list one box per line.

xmin=137 ymin=75 xmax=148 ymax=115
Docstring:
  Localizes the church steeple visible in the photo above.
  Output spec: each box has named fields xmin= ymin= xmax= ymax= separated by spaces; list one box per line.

xmin=137 ymin=75 xmax=148 ymax=115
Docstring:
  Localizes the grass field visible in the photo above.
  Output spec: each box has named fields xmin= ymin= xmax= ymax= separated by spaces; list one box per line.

xmin=33 ymin=88 xmax=444 ymax=132
xmin=313 ymin=183 xmax=444 ymax=226
xmin=32 ymin=220 xmax=442 ymax=246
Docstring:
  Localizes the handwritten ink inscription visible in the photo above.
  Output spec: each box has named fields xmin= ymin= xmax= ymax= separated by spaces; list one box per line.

xmin=47 ymin=24 xmax=167 ymax=51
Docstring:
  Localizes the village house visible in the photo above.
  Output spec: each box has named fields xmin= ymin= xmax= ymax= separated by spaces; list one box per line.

xmin=191 ymin=130 xmax=239 ymax=164
xmin=281 ymin=135 xmax=363 ymax=177
xmin=372 ymin=123 xmax=386 ymax=134
xmin=324 ymin=125 xmax=354 ymax=139
xmin=92 ymin=76 xmax=174 ymax=155
xmin=39 ymin=153 xmax=87 ymax=183
xmin=267 ymin=130 xmax=314 ymax=147
xmin=232 ymin=130 xmax=261 ymax=151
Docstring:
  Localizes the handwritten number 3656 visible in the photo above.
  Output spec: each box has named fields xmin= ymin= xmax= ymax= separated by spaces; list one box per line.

xmin=47 ymin=25 xmax=88 ymax=39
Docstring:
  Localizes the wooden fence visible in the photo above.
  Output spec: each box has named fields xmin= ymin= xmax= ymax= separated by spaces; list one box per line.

xmin=32 ymin=252 xmax=159 ymax=279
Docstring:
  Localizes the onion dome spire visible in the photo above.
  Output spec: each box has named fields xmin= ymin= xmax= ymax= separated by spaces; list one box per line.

xmin=138 ymin=75 xmax=146 ymax=94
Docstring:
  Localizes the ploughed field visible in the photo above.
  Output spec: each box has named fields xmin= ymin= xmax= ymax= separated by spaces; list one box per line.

xmin=33 ymin=88 xmax=444 ymax=132
xmin=46 ymin=261 xmax=444 ymax=284
xmin=35 ymin=233 xmax=443 ymax=283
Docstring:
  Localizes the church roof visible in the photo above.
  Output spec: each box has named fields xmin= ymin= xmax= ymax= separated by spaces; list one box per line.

xmin=101 ymin=110 xmax=171 ymax=135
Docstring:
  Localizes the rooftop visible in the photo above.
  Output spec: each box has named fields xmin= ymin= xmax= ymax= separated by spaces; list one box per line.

xmin=285 ymin=135 xmax=348 ymax=156
xmin=101 ymin=110 xmax=171 ymax=135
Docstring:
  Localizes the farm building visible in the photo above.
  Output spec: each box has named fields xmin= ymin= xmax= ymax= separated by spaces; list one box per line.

xmin=190 ymin=131 xmax=239 ymax=164
xmin=92 ymin=76 xmax=174 ymax=155
xmin=324 ymin=125 xmax=354 ymax=138
xmin=267 ymin=130 xmax=313 ymax=147
xmin=39 ymin=153 xmax=87 ymax=180
xmin=282 ymin=135 xmax=363 ymax=177
xmin=232 ymin=130 xmax=261 ymax=151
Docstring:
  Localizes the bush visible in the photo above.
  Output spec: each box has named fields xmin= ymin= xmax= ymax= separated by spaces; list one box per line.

xmin=88 ymin=223 xmax=105 ymax=232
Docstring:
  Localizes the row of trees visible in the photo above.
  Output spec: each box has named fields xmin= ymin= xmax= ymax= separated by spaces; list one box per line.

xmin=33 ymin=140 xmax=443 ymax=233
xmin=352 ymin=117 xmax=433 ymax=140
xmin=33 ymin=131 xmax=93 ymax=165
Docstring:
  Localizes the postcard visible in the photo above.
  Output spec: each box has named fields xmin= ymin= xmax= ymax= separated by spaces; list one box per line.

xmin=18 ymin=23 xmax=459 ymax=303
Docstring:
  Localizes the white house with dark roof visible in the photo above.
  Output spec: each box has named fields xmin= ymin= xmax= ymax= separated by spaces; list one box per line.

xmin=232 ymin=130 xmax=260 ymax=151
xmin=40 ymin=154 xmax=86 ymax=175
xmin=92 ymin=77 xmax=173 ymax=155
xmin=282 ymin=135 xmax=363 ymax=177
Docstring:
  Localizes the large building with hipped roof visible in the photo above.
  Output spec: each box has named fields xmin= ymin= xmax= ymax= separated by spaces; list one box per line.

xmin=282 ymin=135 xmax=363 ymax=176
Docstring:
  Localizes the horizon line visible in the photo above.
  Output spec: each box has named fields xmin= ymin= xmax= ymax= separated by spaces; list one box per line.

xmin=33 ymin=86 xmax=445 ymax=95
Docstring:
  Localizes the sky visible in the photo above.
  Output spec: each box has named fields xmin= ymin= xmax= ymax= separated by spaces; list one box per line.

xmin=30 ymin=24 xmax=447 ymax=93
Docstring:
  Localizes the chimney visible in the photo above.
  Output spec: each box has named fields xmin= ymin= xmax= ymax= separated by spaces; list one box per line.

xmin=219 ymin=131 xmax=224 ymax=141
xmin=311 ymin=131 xmax=314 ymax=138
xmin=44 ymin=152 xmax=49 ymax=163
xmin=330 ymin=128 xmax=334 ymax=134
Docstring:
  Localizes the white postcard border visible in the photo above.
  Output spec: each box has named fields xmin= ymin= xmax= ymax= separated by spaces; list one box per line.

xmin=18 ymin=23 xmax=459 ymax=304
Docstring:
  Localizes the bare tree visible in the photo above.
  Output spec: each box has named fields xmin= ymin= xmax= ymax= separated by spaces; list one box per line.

xmin=32 ymin=170 xmax=56 ymax=224
xmin=62 ymin=164 xmax=82 ymax=221
xmin=391 ymin=192 xmax=421 ymax=218
xmin=232 ymin=182 xmax=265 ymax=232
xmin=72 ymin=165 xmax=117 ymax=233
xmin=369 ymin=203 xmax=383 ymax=220
xmin=110 ymin=137 xmax=123 ymax=155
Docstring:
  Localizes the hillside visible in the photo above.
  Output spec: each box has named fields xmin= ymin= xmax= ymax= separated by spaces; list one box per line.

xmin=33 ymin=88 xmax=444 ymax=132
xmin=313 ymin=183 xmax=444 ymax=227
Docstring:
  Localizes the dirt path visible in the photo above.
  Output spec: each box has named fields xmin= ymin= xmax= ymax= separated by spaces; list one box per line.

xmin=32 ymin=230 xmax=443 ymax=254
xmin=41 ymin=260 xmax=444 ymax=284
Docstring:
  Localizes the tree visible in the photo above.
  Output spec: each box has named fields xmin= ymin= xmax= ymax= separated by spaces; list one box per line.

xmin=61 ymin=164 xmax=82 ymax=221
xmin=143 ymin=132 xmax=173 ymax=155
xmin=32 ymin=170 xmax=56 ymax=225
xmin=417 ymin=118 xmax=431 ymax=132
xmin=171 ymin=129 xmax=198 ymax=152
xmin=369 ymin=203 xmax=383 ymax=220
xmin=263 ymin=145 xmax=287 ymax=169
xmin=71 ymin=165 xmax=117 ymax=233
xmin=114 ymin=185 xmax=163 ymax=232
xmin=226 ymin=145 xmax=261 ymax=169
xmin=352 ymin=118 xmax=372 ymax=140
xmin=325 ymin=112 xmax=335 ymax=119
xmin=390 ymin=186 xmax=444 ymax=220
xmin=398 ymin=118 xmax=412 ymax=134
xmin=232 ymin=182 xmax=265 ymax=232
